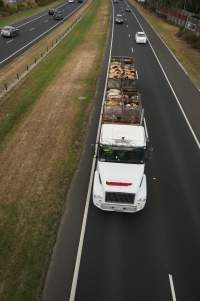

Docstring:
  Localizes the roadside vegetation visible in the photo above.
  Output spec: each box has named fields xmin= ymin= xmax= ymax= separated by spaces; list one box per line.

xmin=131 ymin=0 xmax=200 ymax=88
xmin=0 ymin=0 xmax=110 ymax=299
xmin=0 ymin=0 xmax=64 ymax=27
xmin=0 ymin=0 xmax=91 ymax=93
xmin=177 ymin=28 xmax=200 ymax=51
xmin=143 ymin=0 xmax=200 ymax=13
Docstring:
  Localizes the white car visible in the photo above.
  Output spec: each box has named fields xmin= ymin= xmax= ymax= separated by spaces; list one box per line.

xmin=1 ymin=26 xmax=19 ymax=38
xmin=68 ymin=0 xmax=74 ymax=3
xmin=135 ymin=31 xmax=147 ymax=44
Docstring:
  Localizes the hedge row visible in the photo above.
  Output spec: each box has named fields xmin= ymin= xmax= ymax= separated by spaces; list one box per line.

xmin=0 ymin=0 xmax=55 ymax=16
xmin=177 ymin=28 xmax=200 ymax=51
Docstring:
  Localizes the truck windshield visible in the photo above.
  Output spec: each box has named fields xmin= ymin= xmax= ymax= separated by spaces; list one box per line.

xmin=99 ymin=146 xmax=145 ymax=164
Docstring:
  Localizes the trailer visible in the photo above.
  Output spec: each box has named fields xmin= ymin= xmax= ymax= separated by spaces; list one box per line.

xmin=93 ymin=56 xmax=149 ymax=213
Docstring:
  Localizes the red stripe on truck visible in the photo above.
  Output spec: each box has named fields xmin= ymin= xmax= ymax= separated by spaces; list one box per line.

xmin=106 ymin=181 xmax=132 ymax=186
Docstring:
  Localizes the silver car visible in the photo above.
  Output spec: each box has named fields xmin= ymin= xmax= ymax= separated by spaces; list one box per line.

xmin=1 ymin=26 xmax=19 ymax=38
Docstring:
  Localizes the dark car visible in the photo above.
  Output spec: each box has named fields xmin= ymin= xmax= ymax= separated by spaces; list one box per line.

xmin=115 ymin=14 xmax=124 ymax=24
xmin=48 ymin=8 xmax=57 ymax=15
xmin=78 ymin=0 xmax=83 ymax=2
xmin=1 ymin=26 xmax=19 ymax=38
xmin=53 ymin=10 xmax=64 ymax=20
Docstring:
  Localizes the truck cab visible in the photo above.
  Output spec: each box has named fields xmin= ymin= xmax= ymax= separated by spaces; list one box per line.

xmin=93 ymin=123 xmax=147 ymax=212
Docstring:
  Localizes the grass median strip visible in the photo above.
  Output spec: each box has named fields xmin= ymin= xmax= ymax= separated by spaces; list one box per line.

xmin=0 ymin=0 xmax=110 ymax=300
xmin=130 ymin=0 xmax=200 ymax=88
xmin=0 ymin=0 xmax=93 ymax=144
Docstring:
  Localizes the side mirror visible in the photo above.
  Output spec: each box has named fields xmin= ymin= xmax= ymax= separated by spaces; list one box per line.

xmin=91 ymin=143 xmax=99 ymax=157
xmin=91 ymin=144 xmax=95 ymax=156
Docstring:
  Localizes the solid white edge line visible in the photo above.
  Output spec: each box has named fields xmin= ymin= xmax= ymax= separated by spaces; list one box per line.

xmin=68 ymin=2 xmax=114 ymax=301
xmin=132 ymin=3 xmax=191 ymax=78
xmin=130 ymin=8 xmax=200 ymax=150
xmin=144 ymin=117 xmax=149 ymax=141
xmin=0 ymin=5 xmax=81 ymax=66
xmin=169 ymin=274 xmax=177 ymax=301
xmin=17 ymin=1 xmax=69 ymax=29
xmin=6 ymin=39 xmax=14 ymax=44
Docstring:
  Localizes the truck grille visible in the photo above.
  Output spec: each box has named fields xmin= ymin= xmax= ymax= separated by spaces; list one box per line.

xmin=105 ymin=192 xmax=135 ymax=204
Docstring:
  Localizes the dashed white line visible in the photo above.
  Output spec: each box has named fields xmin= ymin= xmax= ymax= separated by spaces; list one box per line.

xmin=29 ymin=27 xmax=35 ymax=31
xmin=6 ymin=39 xmax=14 ymax=44
xmin=128 ymin=33 xmax=131 ymax=38
xmin=126 ymin=24 xmax=128 ymax=28
xmin=131 ymin=47 xmax=133 ymax=53
xmin=131 ymin=8 xmax=200 ymax=150
xmin=44 ymin=19 xmax=49 ymax=23
xmin=16 ymin=2 xmax=68 ymax=29
xmin=0 ymin=5 xmax=81 ymax=65
xmin=169 ymin=274 xmax=177 ymax=301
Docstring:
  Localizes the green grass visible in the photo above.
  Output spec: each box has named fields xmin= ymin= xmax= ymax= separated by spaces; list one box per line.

xmin=0 ymin=0 xmax=110 ymax=299
xmin=0 ymin=0 xmax=64 ymax=27
xmin=0 ymin=0 xmax=98 ymax=145
xmin=130 ymin=0 xmax=200 ymax=88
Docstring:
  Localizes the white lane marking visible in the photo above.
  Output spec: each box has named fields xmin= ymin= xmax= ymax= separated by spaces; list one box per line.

xmin=128 ymin=33 xmax=131 ymax=38
xmin=68 ymin=2 xmax=115 ymax=301
xmin=126 ymin=24 xmax=128 ymax=28
xmin=16 ymin=2 xmax=68 ymax=29
xmin=131 ymin=8 xmax=200 ymax=150
xmin=29 ymin=27 xmax=35 ymax=31
xmin=169 ymin=274 xmax=177 ymax=301
xmin=144 ymin=117 xmax=149 ymax=141
xmin=131 ymin=47 xmax=133 ymax=53
xmin=6 ymin=39 xmax=14 ymax=44
xmin=44 ymin=19 xmax=49 ymax=23
xmin=0 ymin=5 xmax=81 ymax=66
xmin=135 ymin=6 xmax=190 ymax=78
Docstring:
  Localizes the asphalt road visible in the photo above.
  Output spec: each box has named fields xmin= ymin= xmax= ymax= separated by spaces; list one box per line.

xmin=0 ymin=0 xmax=85 ymax=66
xmin=43 ymin=1 xmax=200 ymax=301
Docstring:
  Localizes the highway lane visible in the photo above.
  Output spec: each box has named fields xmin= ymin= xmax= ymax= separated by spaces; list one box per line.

xmin=129 ymin=1 xmax=200 ymax=146
xmin=0 ymin=0 xmax=85 ymax=66
xmin=71 ymin=1 xmax=200 ymax=301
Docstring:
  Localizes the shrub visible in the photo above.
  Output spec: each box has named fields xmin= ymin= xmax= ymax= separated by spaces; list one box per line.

xmin=0 ymin=0 xmax=4 ymax=8
xmin=17 ymin=2 xmax=28 ymax=10
xmin=177 ymin=28 xmax=200 ymax=51
xmin=193 ymin=38 xmax=200 ymax=50
xmin=4 ymin=4 xmax=18 ymax=14
xmin=35 ymin=0 xmax=54 ymax=6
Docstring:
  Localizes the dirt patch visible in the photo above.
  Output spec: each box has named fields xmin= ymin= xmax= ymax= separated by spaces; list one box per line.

xmin=0 ymin=52 xmax=94 ymax=203
xmin=0 ymin=0 xmax=110 ymax=299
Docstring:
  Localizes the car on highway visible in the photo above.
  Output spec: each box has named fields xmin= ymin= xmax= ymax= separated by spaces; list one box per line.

xmin=0 ymin=26 xmax=19 ymax=38
xmin=48 ymin=8 xmax=57 ymax=15
xmin=68 ymin=0 xmax=74 ymax=3
xmin=125 ymin=6 xmax=131 ymax=12
xmin=135 ymin=31 xmax=147 ymax=44
xmin=113 ymin=0 xmax=118 ymax=3
xmin=53 ymin=10 xmax=64 ymax=20
xmin=78 ymin=0 xmax=83 ymax=2
xmin=115 ymin=14 xmax=124 ymax=24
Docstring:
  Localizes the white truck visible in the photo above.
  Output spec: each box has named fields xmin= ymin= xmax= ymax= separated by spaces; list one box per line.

xmin=93 ymin=57 xmax=149 ymax=213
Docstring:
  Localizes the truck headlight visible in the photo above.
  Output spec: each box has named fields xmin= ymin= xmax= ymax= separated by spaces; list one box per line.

xmin=137 ymin=198 xmax=145 ymax=203
xmin=93 ymin=194 xmax=103 ymax=201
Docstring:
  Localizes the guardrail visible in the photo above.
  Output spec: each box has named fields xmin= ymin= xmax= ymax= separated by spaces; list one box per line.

xmin=0 ymin=0 xmax=92 ymax=102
